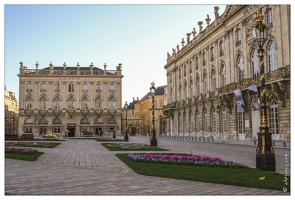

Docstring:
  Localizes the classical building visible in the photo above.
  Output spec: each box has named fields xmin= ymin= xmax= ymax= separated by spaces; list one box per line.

xmin=5 ymin=85 xmax=18 ymax=136
xmin=17 ymin=62 xmax=124 ymax=138
xmin=163 ymin=5 xmax=290 ymax=141
xmin=134 ymin=85 xmax=168 ymax=136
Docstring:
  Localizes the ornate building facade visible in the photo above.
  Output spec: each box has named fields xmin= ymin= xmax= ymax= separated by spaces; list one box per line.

xmin=5 ymin=85 xmax=18 ymax=136
xmin=163 ymin=5 xmax=290 ymax=141
xmin=17 ymin=62 xmax=124 ymax=138
xmin=134 ymin=85 xmax=168 ymax=136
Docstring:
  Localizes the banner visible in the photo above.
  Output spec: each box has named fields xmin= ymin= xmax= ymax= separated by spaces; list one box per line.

xmin=233 ymin=89 xmax=246 ymax=112
xmin=248 ymin=84 xmax=261 ymax=111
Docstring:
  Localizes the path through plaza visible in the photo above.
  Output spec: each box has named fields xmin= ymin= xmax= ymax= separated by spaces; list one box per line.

xmin=5 ymin=136 xmax=290 ymax=195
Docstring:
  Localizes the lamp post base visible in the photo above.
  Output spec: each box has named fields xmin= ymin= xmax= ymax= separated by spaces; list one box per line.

xmin=150 ymin=138 xmax=157 ymax=147
xmin=113 ymin=133 xmax=116 ymax=139
xmin=124 ymin=135 xmax=129 ymax=141
xmin=256 ymin=153 xmax=276 ymax=172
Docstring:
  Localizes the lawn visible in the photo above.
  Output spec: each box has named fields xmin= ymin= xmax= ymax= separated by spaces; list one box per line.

xmin=116 ymin=153 xmax=290 ymax=191
xmin=5 ymin=152 xmax=44 ymax=161
xmin=101 ymin=142 xmax=168 ymax=151
xmin=5 ymin=142 xmax=61 ymax=148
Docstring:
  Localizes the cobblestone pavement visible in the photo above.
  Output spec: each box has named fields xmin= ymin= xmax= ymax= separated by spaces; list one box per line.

xmin=5 ymin=136 xmax=290 ymax=195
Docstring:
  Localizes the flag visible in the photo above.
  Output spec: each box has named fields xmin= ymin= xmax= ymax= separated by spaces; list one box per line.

xmin=234 ymin=89 xmax=246 ymax=112
xmin=248 ymin=85 xmax=261 ymax=111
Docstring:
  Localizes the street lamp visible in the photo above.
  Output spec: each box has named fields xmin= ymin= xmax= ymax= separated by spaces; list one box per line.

xmin=159 ymin=113 xmax=162 ymax=135
xmin=253 ymin=11 xmax=275 ymax=171
xmin=150 ymin=82 xmax=157 ymax=146
xmin=124 ymin=101 xmax=129 ymax=141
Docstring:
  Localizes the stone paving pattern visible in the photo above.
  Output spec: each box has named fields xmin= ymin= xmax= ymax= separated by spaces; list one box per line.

xmin=5 ymin=136 xmax=290 ymax=195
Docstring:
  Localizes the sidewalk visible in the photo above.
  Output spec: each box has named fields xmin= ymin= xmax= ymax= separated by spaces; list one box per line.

xmin=5 ymin=137 xmax=290 ymax=195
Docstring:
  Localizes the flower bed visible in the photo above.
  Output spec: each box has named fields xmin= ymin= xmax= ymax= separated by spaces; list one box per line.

xmin=43 ymin=134 xmax=59 ymax=139
xmin=127 ymin=153 xmax=244 ymax=167
xmin=5 ymin=146 xmax=38 ymax=153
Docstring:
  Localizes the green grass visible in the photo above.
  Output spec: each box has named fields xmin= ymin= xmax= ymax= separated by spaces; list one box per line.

xmin=5 ymin=152 xmax=44 ymax=161
xmin=5 ymin=142 xmax=61 ymax=148
xmin=116 ymin=153 xmax=290 ymax=191
xmin=101 ymin=142 xmax=168 ymax=151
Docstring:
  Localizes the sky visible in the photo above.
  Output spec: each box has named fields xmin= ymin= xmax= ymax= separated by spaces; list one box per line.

xmin=3 ymin=1 xmax=227 ymax=107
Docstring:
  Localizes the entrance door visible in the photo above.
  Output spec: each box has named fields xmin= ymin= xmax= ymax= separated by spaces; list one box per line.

xmin=68 ymin=127 xmax=75 ymax=137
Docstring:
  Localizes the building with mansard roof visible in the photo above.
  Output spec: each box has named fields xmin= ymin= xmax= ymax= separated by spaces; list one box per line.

xmin=17 ymin=61 xmax=123 ymax=138
xmin=163 ymin=5 xmax=290 ymax=141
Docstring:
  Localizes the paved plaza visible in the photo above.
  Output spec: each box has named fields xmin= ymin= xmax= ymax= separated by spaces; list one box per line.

xmin=5 ymin=136 xmax=290 ymax=195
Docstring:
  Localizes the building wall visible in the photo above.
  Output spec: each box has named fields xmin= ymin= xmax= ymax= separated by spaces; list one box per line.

xmin=5 ymin=86 xmax=18 ymax=135
xmin=163 ymin=5 xmax=290 ymax=140
xmin=17 ymin=62 xmax=124 ymax=138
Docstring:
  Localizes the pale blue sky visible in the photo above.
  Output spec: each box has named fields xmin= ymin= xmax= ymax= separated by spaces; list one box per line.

xmin=4 ymin=3 xmax=227 ymax=106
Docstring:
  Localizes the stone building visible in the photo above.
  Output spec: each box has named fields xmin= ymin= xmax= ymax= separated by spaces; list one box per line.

xmin=17 ymin=62 xmax=124 ymax=138
xmin=134 ymin=85 xmax=168 ymax=136
xmin=4 ymin=85 xmax=18 ymax=136
xmin=163 ymin=5 xmax=290 ymax=141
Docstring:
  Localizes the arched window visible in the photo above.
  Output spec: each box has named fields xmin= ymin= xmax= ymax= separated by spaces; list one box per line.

xmin=108 ymin=96 xmax=116 ymax=110
xmin=268 ymin=41 xmax=277 ymax=72
xmin=40 ymin=96 xmax=47 ymax=109
xmin=237 ymin=55 xmax=244 ymax=81
xmin=53 ymin=117 xmax=62 ymax=124
xmin=95 ymin=96 xmax=102 ymax=109
xmin=25 ymin=96 xmax=33 ymax=109
xmin=53 ymin=96 xmax=61 ymax=110
xmin=251 ymin=49 xmax=259 ymax=77
xmin=81 ymin=96 xmax=88 ymax=109
xmin=269 ymin=96 xmax=279 ymax=134
xmin=220 ymin=64 xmax=226 ymax=87
xmin=67 ymin=96 xmax=75 ymax=109
xmin=211 ymin=69 xmax=216 ymax=91
xmin=80 ymin=117 xmax=89 ymax=124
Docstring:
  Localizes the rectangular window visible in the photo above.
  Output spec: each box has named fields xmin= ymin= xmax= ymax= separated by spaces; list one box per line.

xmin=68 ymin=84 xmax=74 ymax=92
xmin=82 ymin=84 xmax=88 ymax=92
xmin=39 ymin=127 xmax=47 ymax=134
xmin=40 ymin=84 xmax=47 ymax=92
xmin=54 ymin=84 xmax=61 ymax=92
xmin=238 ymin=112 xmax=245 ymax=134
xmin=25 ymin=126 xmax=33 ymax=133
xmin=96 ymin=84 xmax=101 ymax=92
xmin=213 ymin=112 xmax=216 ymax=133
xmin=222 ymin=107 xmax=227 ymax=133
xmin=108 ymin=102 xmax=116 ymax=110
xmin=212 ymin=78 xmax=216 ymax=91
xmin=269 ymin=106 xmax=279 ymax=134
xmin=53 ymin=126 xmax=61 ymax=133
xmin=26 ymin=84 xmax=33 ymax=92
xmin=109 ymin=84 xmax=115 ymax=92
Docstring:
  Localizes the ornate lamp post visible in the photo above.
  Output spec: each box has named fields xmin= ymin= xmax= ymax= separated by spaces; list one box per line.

xmin=124 ymin=101 xmax=129 ymax=141
xmin=150 ymin=82 xmax=157 ymax=146
xmin=253 ymin=11 xmax=275 ymax=171
xmin=159 ymin=113 xmax=162 ymax=135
